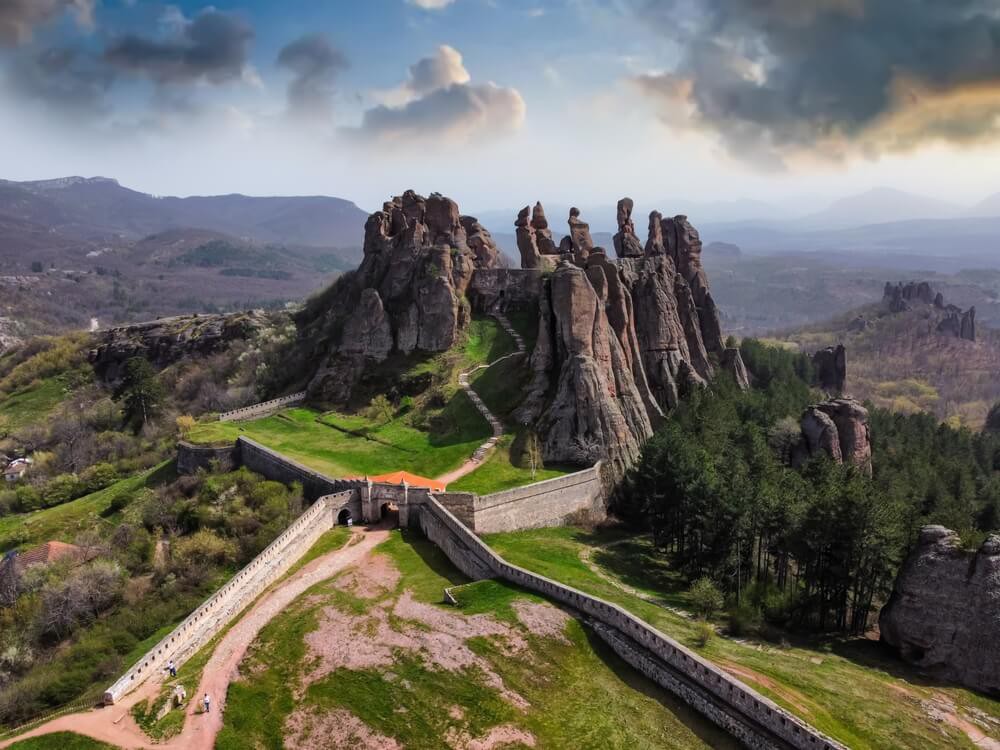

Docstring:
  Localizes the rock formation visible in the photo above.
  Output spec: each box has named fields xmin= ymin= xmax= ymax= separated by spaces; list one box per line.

xmin=306 ymin=190 xmax=501 ymax=403
xmin=880 ymin=526 xmax=1000 ymax=695
xmin=89 ymin=311 xmax=266 ymax=381
xmin=721 ymin=347 xmax=750 ymax=390
xmin=613 ymin=198 xmax=643 ymax=259
xmin=883 ymin=281 xmax=975 ymax=341
xmin=515 ymin=202 xmax=559 ymax=269
xmin=517 ymin=202 xmax=737 ymax=476
xmin=811 ymin=344 xmax=846 ymax=393
xmin=794 ymin=398 xmax=872 ymax=475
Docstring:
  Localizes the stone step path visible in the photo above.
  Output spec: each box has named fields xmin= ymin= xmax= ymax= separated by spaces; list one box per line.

xmin=438 ymin=313 xmax=527 ymax=484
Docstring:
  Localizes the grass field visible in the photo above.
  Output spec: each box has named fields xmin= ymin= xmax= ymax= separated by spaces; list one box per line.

xmin=7 ymin=733 xmax=116 ymax=750
xmin=0 ymin=377 xmax=73 ymax=432
xmin=485 ymin=527 xmax=1000 ymax=750
xmin=216 ymin=529 xmax=737 ymax=750
xmin=0 ymin=461 xmax=175 ymax=551
xmin=449 ymin=434 xmax=571 ymax=495
xmin=188 ymin=404 xmax=489 ymax=480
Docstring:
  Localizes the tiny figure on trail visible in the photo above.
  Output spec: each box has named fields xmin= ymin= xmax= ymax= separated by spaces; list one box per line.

xmin=167 ymin=659 xmax=176 ymax=677
xmin=203 ymin=693 xmax=211 ymax=713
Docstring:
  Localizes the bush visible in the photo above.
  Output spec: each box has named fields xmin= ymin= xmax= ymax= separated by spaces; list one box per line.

xmin=79 ymin=463 xmax=118 ymax=495
xmin=694 ymin=620 xmax=714 ymax=648
xmin=689 ymin=577 xmax=724 ymax=620
xmin=36 ymin=561 xmax=126 ymax=641
xmin=169 ymin=529 xmax=236 ymax=584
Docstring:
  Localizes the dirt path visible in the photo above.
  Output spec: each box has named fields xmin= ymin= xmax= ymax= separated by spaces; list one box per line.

xmin=0 ymin=525 xmax=390 ymax=750
xmin=438 ymin=312 xmax=525 ymax=488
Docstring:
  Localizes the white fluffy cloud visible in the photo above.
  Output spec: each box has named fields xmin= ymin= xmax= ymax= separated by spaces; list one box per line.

xmin=354 ymin=45 xmax=525 ymax=145
xmin=406 ymin=0 xmax=457 ymax=9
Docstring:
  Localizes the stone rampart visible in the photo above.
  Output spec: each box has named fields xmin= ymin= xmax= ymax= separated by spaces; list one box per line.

xmin=238 ymin=437 xmax=363 ymax=501
xmin=470 ymin=464 xmax=603 ymax=533
xmin=176 ymin=441 xmax=240 ymax=474
xmin=218 ymin=391 xmax=306 ymax=422
xmin=417 ymin=495 xmax=845 ymax=750
xmin=103 ymin=489 xmax=354 ymax=704
xmin=467 ymin=268 xmax=543 ymax=313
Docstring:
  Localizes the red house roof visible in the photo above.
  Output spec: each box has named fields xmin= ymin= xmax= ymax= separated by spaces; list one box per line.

xmin=16 ymin=541 xmax=90 ymax=569
xmin=346 ymin=471 xmax=447 ymax=492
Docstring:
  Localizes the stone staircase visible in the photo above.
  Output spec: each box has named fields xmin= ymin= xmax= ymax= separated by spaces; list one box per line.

xmin=454 ymin=312 xmax=528 ymax=470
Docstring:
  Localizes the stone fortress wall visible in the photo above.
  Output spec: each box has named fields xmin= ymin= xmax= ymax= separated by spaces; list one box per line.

xmin=217 ymin=391 xmax=307 ymax=422
xmin=103 ymin=488 xmax=356 ymax=704
xmin=117 ymin=434 xmax=840 ymax=748
xmin=434 ymin=464 xmax=603 ymax=533
xmin=415 ymin=495 xmax=845 ymax=750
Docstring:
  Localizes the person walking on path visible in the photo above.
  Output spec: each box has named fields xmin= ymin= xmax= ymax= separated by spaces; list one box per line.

xmin=168 ymin=660 xmax=176 ymax=677
xmin=203 ymin=693 xmax=211 ymax=713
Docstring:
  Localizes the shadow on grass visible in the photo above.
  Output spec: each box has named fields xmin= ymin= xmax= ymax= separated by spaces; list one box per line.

xmin=398 ymin=528 xmax=469 ymax=590
xmin=580 ymin=624 xmax=741 ymax=749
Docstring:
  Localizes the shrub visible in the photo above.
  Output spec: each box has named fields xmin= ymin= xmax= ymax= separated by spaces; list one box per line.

xmin=694 ymin=621 xmax=714 ymax=648
xmin=79 ymin=462 xmax=118 ymax=495
xmin=36 ymin=561 xmax=126 ymax=641
xmin=169 ymin=529 xmax=236 ymax=584
xmin=176 ymin=415 xmax=196 ymax=437
xmin=727 ymin=604 xmax=762 ymax=637
xmin=689 ymin=577 xmax=724 ymax=620
xmin=365 ymin=394 xmax=394 ymax=425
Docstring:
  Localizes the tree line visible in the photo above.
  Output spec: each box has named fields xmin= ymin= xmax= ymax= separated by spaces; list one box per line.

xmin=616 ymin=339 xmax=1000 ymax=635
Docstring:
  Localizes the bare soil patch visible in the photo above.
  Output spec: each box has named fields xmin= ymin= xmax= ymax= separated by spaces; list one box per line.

xmin=286 ymin=706 xmax=401 ymax=750
xmin=512 ymin=600 xmax=570 ymax=642
xmin=446 ymin=723 xmax=537 ymax=749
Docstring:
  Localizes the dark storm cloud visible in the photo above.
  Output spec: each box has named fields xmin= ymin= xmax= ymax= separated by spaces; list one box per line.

xmin=7 ymin=45 xmax=114 ymax=117
xmin=277 ymin=33 xmax=349 ymax=120
xmin=634 ymin=0 xmax=1000 ymax=162
xmin=0 ymin=0 xmax=93 ymax=47
xmin=103 ymin=8 xmax=253 ymax=84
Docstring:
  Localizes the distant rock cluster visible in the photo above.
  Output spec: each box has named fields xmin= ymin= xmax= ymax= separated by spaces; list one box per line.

xmin=794 ymin=397 xmax=872 ymax=475
xmin=880 ymin=525 xmax=1000 ymax=696
xmin=883 ymin=281 xmax=976 ymax=341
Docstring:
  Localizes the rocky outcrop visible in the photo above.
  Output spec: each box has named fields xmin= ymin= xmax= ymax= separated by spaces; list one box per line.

xmin=613 ymin=198 xmax=643 ymax=259
xmin=883 ymin=281 xmax=976 ymax=341
xmin=89 ymin=311 xmax=267 ymax=381
xmin=880 ymin=526 xmax=1000 ymax=695
xmin=794 ymin=398 xmax=872 ymax=474
xmin=812 ymin=344 xmax=846 ymax=393
xmin=515 ymin=202 xmax=559 ymax=269
xmin=517 ymin=202 xmax=734 ymax=476
xmin=306 ymin=190 xmax=502 ymax=403
xmin=721 ymin=347 xmax=750 ymax=390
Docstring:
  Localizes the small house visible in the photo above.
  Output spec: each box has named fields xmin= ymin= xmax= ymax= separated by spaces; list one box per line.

xmin=4 ymin=459 xmax=29 ymax=482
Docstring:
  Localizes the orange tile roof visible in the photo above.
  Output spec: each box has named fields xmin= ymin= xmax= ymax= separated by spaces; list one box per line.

xmin=17 ymin=541 xmax=88 ymax=568
xmin=346 ymin=471 xmax=447 ymax=492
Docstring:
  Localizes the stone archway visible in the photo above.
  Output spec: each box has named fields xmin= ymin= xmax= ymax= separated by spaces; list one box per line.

xmin=337 ymin=507 xmax=353 ymax=526
xmin=379 ymin=502 xmax=399 ymax=528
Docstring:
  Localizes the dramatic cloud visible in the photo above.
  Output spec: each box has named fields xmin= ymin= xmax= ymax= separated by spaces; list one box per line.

xmin=0 ymin=0 xmax=93 ymax=46
xmin=103 ymin=8 xmax=253 ymax=84
xmin=353 ymin=45 xmax=524 ymax=145
xmin=277 ymin=33 xmax=349 ymax=120
xmin=7 ymin=44 xmax=113 ymax=116
xmin=634 ymin=0 xmax=1000 ymax=166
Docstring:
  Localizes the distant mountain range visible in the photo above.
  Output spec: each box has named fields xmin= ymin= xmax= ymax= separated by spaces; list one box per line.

xmin=0 ymin=176 xmax=367 ymax=258
xmin=0 ymin=176 xmax=369 ymax=342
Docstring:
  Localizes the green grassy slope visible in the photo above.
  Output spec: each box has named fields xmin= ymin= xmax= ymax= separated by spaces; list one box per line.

xmin=216 ymin=529 xmax=736 ymax=750
xmin=485 ymin=527 xmax=1000 ymax=750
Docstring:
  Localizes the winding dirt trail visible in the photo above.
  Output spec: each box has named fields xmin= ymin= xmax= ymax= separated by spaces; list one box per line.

xmin=437 ymin=312 xmax=526 ymax=488
xmin=0 ymin=525 xmax=390 ymax=750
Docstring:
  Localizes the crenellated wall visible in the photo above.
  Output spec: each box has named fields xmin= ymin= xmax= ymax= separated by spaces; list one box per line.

xmin=218 ymin=391 xmax=307 ymax=422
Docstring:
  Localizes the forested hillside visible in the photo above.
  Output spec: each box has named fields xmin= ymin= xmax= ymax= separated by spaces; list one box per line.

xmin=617 ymin=339 xmax=1000 ymax=635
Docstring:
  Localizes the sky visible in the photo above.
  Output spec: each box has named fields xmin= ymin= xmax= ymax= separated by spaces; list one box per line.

xmin=2 ymin=0 xmax=1000 ymax=214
